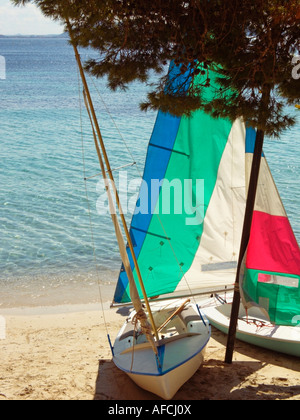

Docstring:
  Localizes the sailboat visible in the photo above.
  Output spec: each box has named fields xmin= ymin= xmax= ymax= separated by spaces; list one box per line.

xmin=70 ymin=34 xmax=212 ymax=399
xmin=200 ymin=292 xmax=300 ymax=358
xmin=109 ymin=61 xmax=252 ymax=398
xmin=199 ymin=124 xmax=300 ymax=358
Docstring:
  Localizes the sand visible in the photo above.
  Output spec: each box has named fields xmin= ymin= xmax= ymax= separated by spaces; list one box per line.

xmin=0 ymin=301 xmax=299 ymax=401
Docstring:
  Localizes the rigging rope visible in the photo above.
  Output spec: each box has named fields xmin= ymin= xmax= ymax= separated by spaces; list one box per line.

xmin=76 ymin=64 xmax=110 ymax=339
xmin=78 ymin=65 xmax=160 ymax=356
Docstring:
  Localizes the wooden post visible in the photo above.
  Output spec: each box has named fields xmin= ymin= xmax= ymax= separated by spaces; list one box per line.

xmin=225 ymin=128 xmax=265 ymax=364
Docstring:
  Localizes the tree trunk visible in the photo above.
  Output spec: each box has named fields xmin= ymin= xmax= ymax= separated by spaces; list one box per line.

xmin=225 ymin=127 xmax=265 ymax=364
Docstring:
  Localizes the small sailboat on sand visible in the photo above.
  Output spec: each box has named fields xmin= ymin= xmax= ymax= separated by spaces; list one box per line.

xmin=201 ymin=292 xmax=300 ymax=358
xmin=200 ymin=123 xmax=300 ymax=358
xmin=113 ymin=299 xmax=210 ymax=400
xmin=108 ymin=64 xmax=255 ymax=397
xmin=70 ymin=34 xmax=211 ymax=399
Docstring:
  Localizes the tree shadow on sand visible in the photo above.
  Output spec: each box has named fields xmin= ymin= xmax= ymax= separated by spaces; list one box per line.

xmin=94 ymin=359 xmax=300 ymax=401
xmin=94 ymin=360 xmax=158 ymax=400
xmin=94 ymin=327 xmax=300 ymax=400
xmin=211 ymin=327 xmax=300 ymax=374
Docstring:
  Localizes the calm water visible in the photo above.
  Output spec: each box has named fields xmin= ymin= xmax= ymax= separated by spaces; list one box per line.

xmin=0 ymin=37 xmax=299 ymax=307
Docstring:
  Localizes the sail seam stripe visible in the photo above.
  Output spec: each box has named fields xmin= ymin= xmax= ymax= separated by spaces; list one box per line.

xmin=149 ymin=143 xmax=189 ymax=157
xmin=131 ymin=226 xmax=171 ymax=241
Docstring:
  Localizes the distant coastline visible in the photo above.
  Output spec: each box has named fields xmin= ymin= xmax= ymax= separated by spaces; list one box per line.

xmin=0 ymin=33 xmax=68 ymax=39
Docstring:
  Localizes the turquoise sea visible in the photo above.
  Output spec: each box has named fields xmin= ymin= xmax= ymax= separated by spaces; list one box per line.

xmin=0 ymin=37 xmax=299 ymax=307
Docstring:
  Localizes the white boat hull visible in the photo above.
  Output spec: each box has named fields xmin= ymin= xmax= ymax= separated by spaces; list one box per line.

xmin=200 ymin=294 xmax=300 ymax=358
xmin=127 ymin=347 xmax=206 ymax=400
xmin=113 ymin=301 xmax=211 ymax=400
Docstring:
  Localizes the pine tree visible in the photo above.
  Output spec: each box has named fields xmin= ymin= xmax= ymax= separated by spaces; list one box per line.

xmin=12 ymin=0 xmax=299 ymax=136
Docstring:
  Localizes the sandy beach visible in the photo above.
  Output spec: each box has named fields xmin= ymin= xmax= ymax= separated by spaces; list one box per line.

xmin=0 ymin=297 xmax=299 ymax=401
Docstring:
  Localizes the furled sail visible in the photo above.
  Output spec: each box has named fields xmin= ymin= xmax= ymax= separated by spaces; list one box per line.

xmin=241 ymin=127 xmax=300 ymax=326
xmin=113 ymin=64 xmax=247 ymax=303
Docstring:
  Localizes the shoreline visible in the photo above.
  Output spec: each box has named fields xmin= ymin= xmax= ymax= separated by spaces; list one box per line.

xmin=0 ymin=298 xmax=300 ymax=400
xmin=0 ymin=271 xmax=118 ymax=311
xmin=0 ymin=301 xmax=112 ymax=317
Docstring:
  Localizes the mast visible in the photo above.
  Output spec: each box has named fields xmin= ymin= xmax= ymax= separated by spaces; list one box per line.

xmin=66 ymin=22 xmax=159 ymax=342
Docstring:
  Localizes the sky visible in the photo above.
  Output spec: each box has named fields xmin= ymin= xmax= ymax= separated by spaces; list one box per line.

xmin=0 ymin=0 xmax=63 ymax=35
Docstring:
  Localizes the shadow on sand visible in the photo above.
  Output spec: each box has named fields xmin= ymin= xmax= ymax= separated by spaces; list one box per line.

xmin=94 ymin=327 xmax=300 ymax=401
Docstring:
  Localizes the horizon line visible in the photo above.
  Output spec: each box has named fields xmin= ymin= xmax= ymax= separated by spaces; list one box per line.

xmin=0 ymin=32 xmax=67 ymax=37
